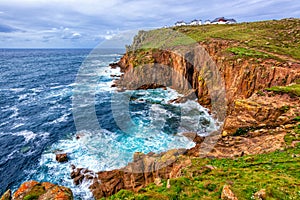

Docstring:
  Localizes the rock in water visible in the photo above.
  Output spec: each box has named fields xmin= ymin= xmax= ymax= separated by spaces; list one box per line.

xmin=56 ymin=153 xmax=68 ymax=162
xmin=0 ymin=189 xmax=11 ymax=200
xmin=221 ymin=185 xmax=238 ymax=200
xmin=12 ymin=180 xmax=73 ymax=200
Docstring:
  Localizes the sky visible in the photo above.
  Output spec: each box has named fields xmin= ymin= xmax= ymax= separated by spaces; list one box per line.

xmin=0 ymin=0 xmax=299 ymax=48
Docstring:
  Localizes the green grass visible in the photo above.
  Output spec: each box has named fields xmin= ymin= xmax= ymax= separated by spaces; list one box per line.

xmin=266 ymin=84 xmax=300 ymax=97
xmin=103 ymin=144 xmax=300 ymax=200
xmin=128 ymin=19 xmax=300 ymax=60
xmin=227 ymin=47 xmax=272 ymax=58
xmin=174 ymin=19 xmax=300 ymax=60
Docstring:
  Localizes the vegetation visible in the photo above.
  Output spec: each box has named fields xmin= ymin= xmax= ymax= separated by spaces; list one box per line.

xmin=128 ymin=19 xmax=300 ymax=61
xmin=285 ymin=123 xmax=300 ymax=145
xmin=227 ymin=47 xmax=272 ymax=58
xmin=103 ymin=142 xmax=300 ymax=200
xmin=174 ymin=18 xmax=300 ymax=60
xmin=266 ymin=84 xmax=300 ymax=97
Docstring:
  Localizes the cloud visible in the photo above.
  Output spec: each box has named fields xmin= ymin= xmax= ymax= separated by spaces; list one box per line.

xmin=0 ymin=24 xmax=19 ymax=32
xmin=0 ymin=0 xmax=299 ymax=47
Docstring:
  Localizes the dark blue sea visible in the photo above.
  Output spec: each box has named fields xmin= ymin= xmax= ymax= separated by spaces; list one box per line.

xmin=0 ymin=48 xmax=216 ymax=199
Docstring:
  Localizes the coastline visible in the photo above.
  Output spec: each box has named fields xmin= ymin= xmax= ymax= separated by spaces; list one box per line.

xmin=2 ymin=18 xmax=300 ymax=200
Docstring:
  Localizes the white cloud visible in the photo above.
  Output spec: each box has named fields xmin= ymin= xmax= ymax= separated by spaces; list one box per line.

xmin=0 ymin=0 xmax=299 ymax=47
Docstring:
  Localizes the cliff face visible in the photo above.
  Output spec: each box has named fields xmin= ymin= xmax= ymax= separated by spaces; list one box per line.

xmin=117 ymin=38 xmax=300 ymax=135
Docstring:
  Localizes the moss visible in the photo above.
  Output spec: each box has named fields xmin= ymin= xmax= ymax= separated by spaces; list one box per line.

xmin=257 ymin=90 xmax=265 ymax=96
xmin=280 ymin=105 xmax=290 ymax=113
xmin=285 ymin=124 xmax=300 ymax=145
xmin=266 ymin=84 xmax=300 ymax=97
xmin=23 ymin=184 xmax=45 ymax=200
xmin=233 ymin=127 xmax=252 ymax=136
xmin=24 ymin=194 xmax=40 ymax=200
xmin=294 ymin=116 xmax=300 ymax=122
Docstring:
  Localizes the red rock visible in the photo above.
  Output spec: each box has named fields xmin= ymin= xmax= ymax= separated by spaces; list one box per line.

xmin=56 ymin=153 xmax=68 ymax=162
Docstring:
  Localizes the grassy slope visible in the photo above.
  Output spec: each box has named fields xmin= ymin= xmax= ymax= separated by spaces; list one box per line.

xmin=103 ymin=124 xmax=300 ymax=199
xmin=105 ymin=145 xmax=300 ymax=200
xmin=174 ymin=18 xmax=300 ymax=60
xmin=106 ymin=19 xmax=300 ymax=200
xmin=129 ymin=18 xmax=300 ymax=61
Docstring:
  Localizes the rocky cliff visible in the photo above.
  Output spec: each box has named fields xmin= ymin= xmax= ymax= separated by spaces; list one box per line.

xmin=117 ymin=27 xmax=300 ymax=136
xmin=67 ymin=19 xmax=300 ymax=199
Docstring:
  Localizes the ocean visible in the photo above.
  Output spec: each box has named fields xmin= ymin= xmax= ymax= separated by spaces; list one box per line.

xmin=0 ymin=48 xmax=216 ymax=199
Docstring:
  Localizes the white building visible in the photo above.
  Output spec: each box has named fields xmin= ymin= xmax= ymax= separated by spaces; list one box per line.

xmin=204 ymin=20 xmax=211 ymax=25
xmin=175 ymin=21 xmax=187 ymax=26
xmin=189 ymin=19 xmax=202 ymax=25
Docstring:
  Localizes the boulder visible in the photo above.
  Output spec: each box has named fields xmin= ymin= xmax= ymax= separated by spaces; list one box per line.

xmin=253 ymin=189 xmax=266 ymax=200
xmin=56 ymin=153 xmax=68 ymax=162
xmin=0 ymin=190 xmax=11 ymax=200
xmin=12 ymin=180 xmax=73 ymax=200
xmin=221 ymin=185 xmax=238 ymax=200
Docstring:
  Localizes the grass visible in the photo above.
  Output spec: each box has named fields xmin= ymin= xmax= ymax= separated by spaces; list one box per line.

xmin=285 ymin=124 xmax=300 ymax=145
xmin=128 ymin=19 xmax=300 ymax=60
xmin=227 ymin=47 xmax=272 ymax=58
xmin=174 ymin=19 xmax=300 ymax=60
xmin=103 ymin=134 xmax=300 ymax=200
xmin=103 ymin=143 xmax=300 ymax=200
xmin=266 ymin=84 xmax=300 ymax=97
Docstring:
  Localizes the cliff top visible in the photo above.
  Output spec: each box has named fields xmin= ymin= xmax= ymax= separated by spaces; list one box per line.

xmin=128 ymin=18 xmax=300 ymax=61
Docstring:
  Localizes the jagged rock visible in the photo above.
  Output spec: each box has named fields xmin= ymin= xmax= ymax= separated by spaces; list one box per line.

xmin=12 ymin=180 xmax=73 ymax=200
xmin=56 ymin=153 xmax=68 ymax=162
xmin=72 ymin=149 xmax=192 ymax=199
xmin=38 ymin=185 xmax=73 ymax=200
xmin=221 ymin=185 xmax=238 ymax=200
xmin=154 ymin=177 xmax=162 ymax=186
xmin=71 ymin=167 xmax=95 ymax=185
xmin=109 ymin=62 xmax=119 ymax=69
xmin=253 ymin=189 xmax=266 ymax=200
xmin=0 ymin=189 xmax=11 ymax=200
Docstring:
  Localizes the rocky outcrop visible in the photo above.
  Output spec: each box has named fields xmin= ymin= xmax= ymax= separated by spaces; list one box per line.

xmin=1 ymin=180 xmax=73 ymax=200
xmin=72 ymin=149 xmax=193 ymax=199
xmin=223 ymin=91 xmax=300 ymax=135
xmin=0 ymin=190 xmax=11 ymax=200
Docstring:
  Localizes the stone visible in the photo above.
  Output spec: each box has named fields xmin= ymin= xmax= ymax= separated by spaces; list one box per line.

xmin=166 ymin=179 xmax=171 ymax=189
xmin=38 ymin=185 xmax=73 ymax=200
xmin=221 ymin=185 xmax=238 ymax=200
xmin=56 ymin=153 xmax=68 ymax=162
xmin=0 ymin=189 xmax=11 ymax=200
xmin=13 ymin=180 xmax=40 ymax=200
xmin=154 ymin=177 xmax=162 ymax=186
xmin=12 ymin=180 xmax=73 ymax=200
xmin=203 ymin=165 xmax=217 ymax=170
xmin=253 ymin=189 xmax=266 ymax=200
